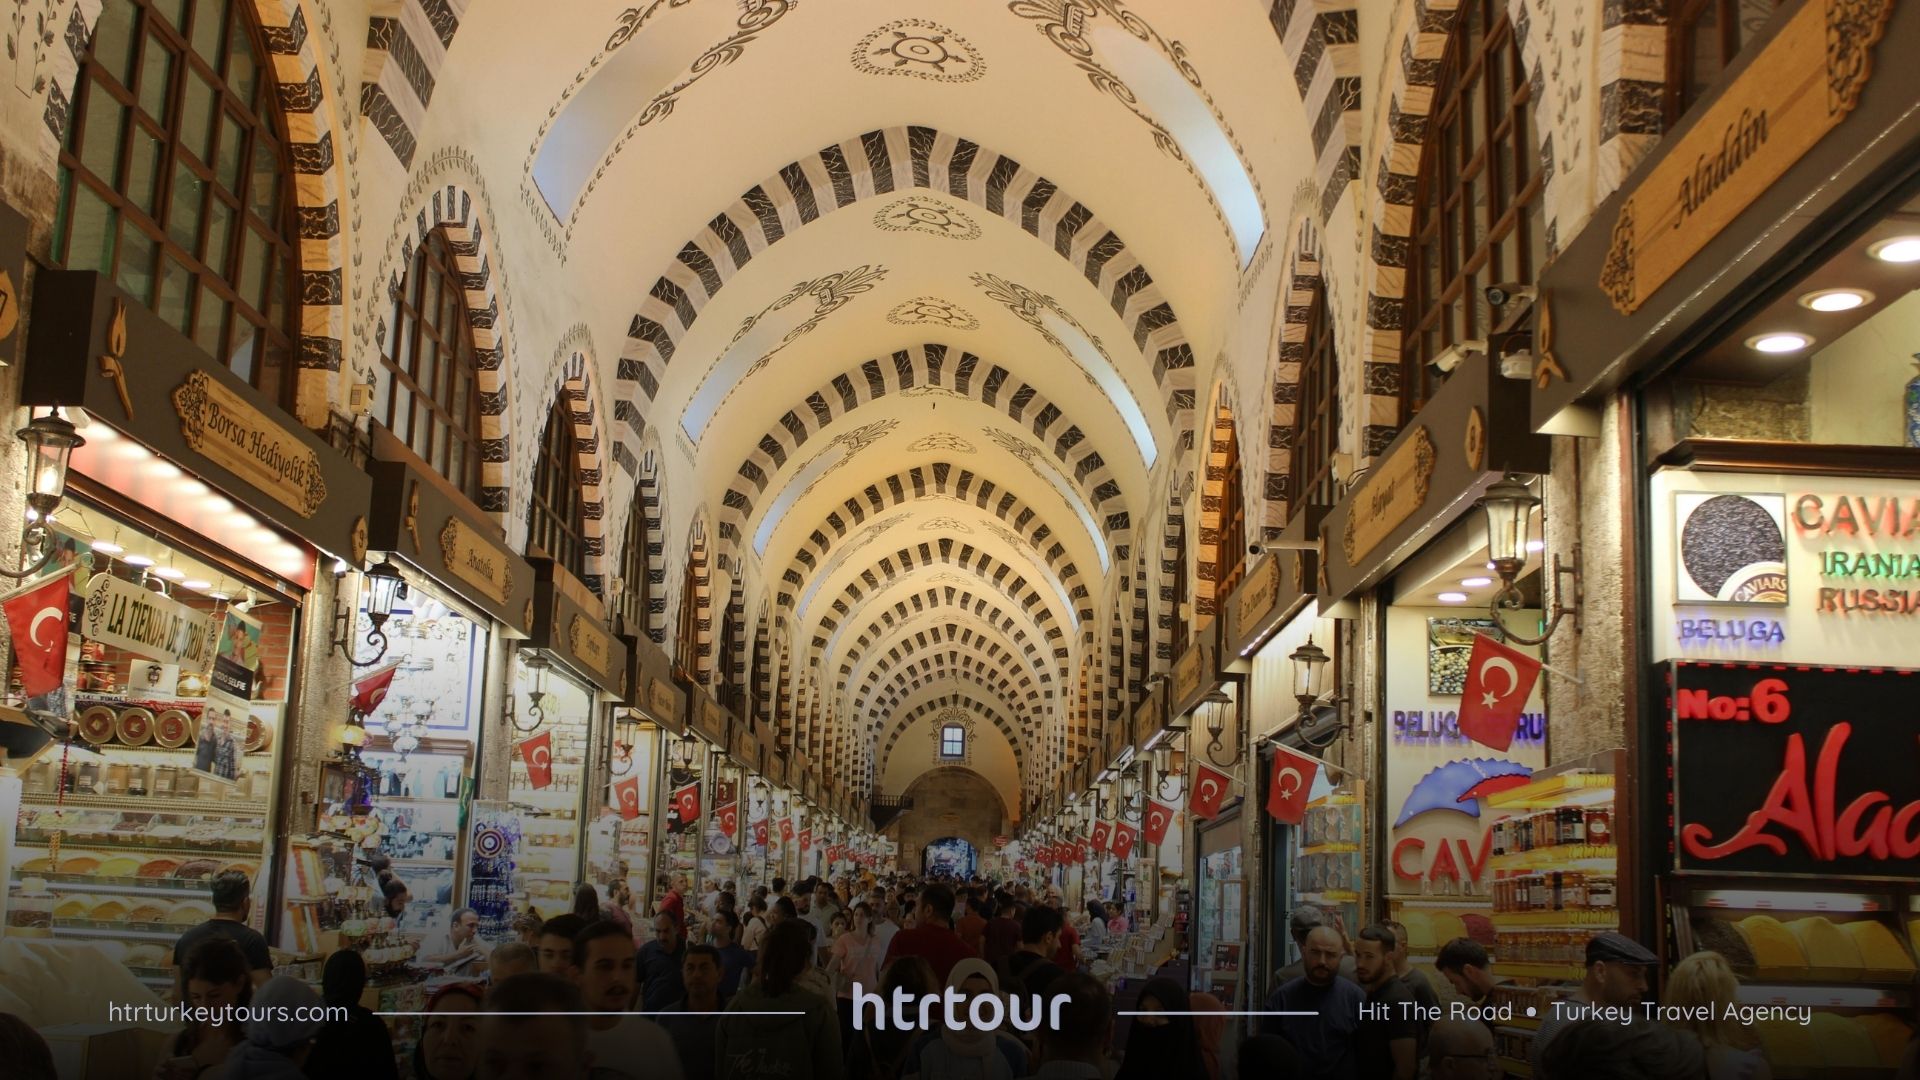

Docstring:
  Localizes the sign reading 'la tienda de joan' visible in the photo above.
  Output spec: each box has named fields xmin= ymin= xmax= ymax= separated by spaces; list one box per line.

xmin=1670 ymin=663 xmax=1920 ymax=877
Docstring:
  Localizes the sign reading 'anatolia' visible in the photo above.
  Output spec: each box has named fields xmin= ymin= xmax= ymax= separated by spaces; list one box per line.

xmin=568 ymin=614 xmax=612 ymax=675
xmin=1343 ymin=426 xmax=1435 ymax=566
xmin=440 ymin=517 xmax=511 ymax=604
xmin=172 ymin=371 xmax=328 ymax=517
xmin=1599 ymin=0 xmax=1895 ymax=314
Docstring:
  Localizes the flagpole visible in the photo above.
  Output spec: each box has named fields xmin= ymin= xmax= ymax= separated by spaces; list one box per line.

xmin=1263 ymin=739 xmax=1345 ymax=781
xmin=1537 ymin=660 xmax=1585 ymax=685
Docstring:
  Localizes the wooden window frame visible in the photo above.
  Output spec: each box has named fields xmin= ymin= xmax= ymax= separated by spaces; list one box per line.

xmin=376 ymin=228 xmax=485 ymax=501
xmin=1291 ymin=285 xmax=1342 ymax=520
xmin=529 ymin=399 xmax=588 ymax=583
xmin=1664 ymin=0 xmax=1788 ymax=128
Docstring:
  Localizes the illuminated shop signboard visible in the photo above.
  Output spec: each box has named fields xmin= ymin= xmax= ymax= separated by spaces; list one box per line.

xmin=1668 ymin=662 xmax=1920 ymax=878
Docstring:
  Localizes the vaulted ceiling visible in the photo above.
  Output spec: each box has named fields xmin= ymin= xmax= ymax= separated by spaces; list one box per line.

xmin=400 ymin=0 xmax=1321 ymax=806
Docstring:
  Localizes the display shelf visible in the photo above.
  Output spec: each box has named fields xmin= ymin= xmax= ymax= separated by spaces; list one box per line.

xmin=1737 ymin=984 xmax=1906 ymax=1007
xmin=1298 ymin=843 xmax=1360 ymax=855
xmin=1700 ymin=888 xmax=1892 ymax=913
xmin=1496 ymin=962 xmax=1585 ymax=981
xmin=21 ymin=792 xmax=269 ymax=814
xmin=14 ymin=837 xmax=263 ymax=857
xmin=32 ymin=877 xmax=227 ymax=897
xmin=1492 ymin=910 xmax=1620 ymax=928
xmin=1299 ymin=889 xmax=1361 ymax=902
xmin=1489 ymin=844 xmax=1617 ymax=872
xmin=1499 ymin=1057 xmax=1533 ymax=1078
xmin=52 ymin=924 xmax=182 ymax=942
xmin=1501 ymin=1017 xmax=1543 ymax=1032
xmin=1486 ymin=773 xmax=1613 ymax=809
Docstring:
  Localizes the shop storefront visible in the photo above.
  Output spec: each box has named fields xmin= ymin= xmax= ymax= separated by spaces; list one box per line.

xmin=4 ymin=267 xmax=370 ymax=994
xmin=1166 ymin=619 xmax=1248 ymax=1005
xmin=583 ymin=633 xmax=680 ymax=912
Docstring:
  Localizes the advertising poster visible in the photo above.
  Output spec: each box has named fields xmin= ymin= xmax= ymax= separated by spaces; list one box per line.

xmin=194 ymin=609 xmax=262 ymax=786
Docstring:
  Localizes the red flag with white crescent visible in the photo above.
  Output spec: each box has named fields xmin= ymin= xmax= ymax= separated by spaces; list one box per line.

xmin=516 ymin=731 xmax=554 ymax=789
xmin=1457 ymin=633 xmax=1542 ymax=751
xmin=1266 ymin=744 xmax=1320 ymax=825
xmin=1190 ymin=763 xmax=1232 ymax=819
xmin=779 ymin=818 xmax=794 ymax=842
xmin=715 ymin=801 xmax=738 ymax=838
xmin=798 ymin=828 xmax=812 ymax=852
xmin=753 ymin=818 xmax=769 ymax=846
xmin=349 ymin=661 xmax=401 ymax=716
xmin=1 ymin=568 xmax=71 ymax=698
xmin=1143 ymin=800 xmax=1176 ymax=846
xmin=1089 ymin=820 xmax=1112 ymax=854
xmin=1110 ymin=821 xmax=1138 ymax=861
xmin=673 ymin=782 xmax=701 ymax=823
xmin=613 ymin=775 xmax=642 ymax=820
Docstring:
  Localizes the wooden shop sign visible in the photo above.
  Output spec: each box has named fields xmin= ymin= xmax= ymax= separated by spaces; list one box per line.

xmin=1599 ymin=0 xmax=1896 ymax=314
xmin=1343 ymin=426 xmax=1435 ymax=566
xmin=649 ymin=677 xmax=681 ymax=730
xmin=567 ymin=613 xmax=613 ymax=678
xmin=441 ymin=516 xmax=512 ymax=605
xmin=173 ymin=370 xmax=328 ymax=518
xmin=1232 ymin=556 xmax=1281 ymax=643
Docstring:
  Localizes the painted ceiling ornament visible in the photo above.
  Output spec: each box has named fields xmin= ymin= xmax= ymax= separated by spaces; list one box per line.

xmin=798 ymin=419 xmax=900 ymax=497
xmin=987 ymin=524 xmax=1031 ymax=551
xmin=920 ymin=517 xmax=972 ymax=535
xmin=874 ymin=197 xmax=982 ymax=241
xmin=907 ymin=433 xmax=976 ymax=454
xmin=720 ymin=263 xmax=890 ymax=394
xmin=981 ymin=427 xmax=1040 ymax=464
xmin=887 ymin=297 xmax=980 ymax=330
xmin=969 ymin=272 xmax=1104 ymax=388
xmin=853 ymin=18 xmax=984 ymax=82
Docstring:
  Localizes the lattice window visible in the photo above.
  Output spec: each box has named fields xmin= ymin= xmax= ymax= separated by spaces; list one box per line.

xmin=1666 ymin=0 xmax=1788 ymax=126
xmin=614 ymin=503 xmax=651 ymax=634
xmin=529 ymin=398 xmax=587 ymax=581
xmin=1401 ymin=0 xmax=1547 ymax=420
xmin=375 ymin=229 xmax=483 ymax=500
xmin=1291 ymin=285 xmax=1341 ymax=518
xmin=53 ymin=0 xmax=301 ymax=409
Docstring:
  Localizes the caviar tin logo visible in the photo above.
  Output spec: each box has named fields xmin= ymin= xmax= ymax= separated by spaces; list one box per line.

xmin=1675 ymin=492 xmax=1788 ymax=604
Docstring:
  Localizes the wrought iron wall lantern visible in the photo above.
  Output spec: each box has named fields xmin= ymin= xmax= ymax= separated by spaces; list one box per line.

xmin=1476 ymin=473 xmax=1582 ymax=646
xmin=331 ymin=558 xmax=406 ymax=666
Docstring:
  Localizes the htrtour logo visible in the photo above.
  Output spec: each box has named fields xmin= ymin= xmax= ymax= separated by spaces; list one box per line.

xmin=849 ymin=983 xmax=1069 ymax=1032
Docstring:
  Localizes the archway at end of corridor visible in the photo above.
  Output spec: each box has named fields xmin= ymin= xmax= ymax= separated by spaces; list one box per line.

xmin=922 ymin=836 xmax=977 ymax=879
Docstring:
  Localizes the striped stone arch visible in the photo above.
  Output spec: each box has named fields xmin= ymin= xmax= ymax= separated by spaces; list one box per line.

xmin=807 ymin=542 xmax=1072 ymax=658
xmin=851 ymin=631 xmax=1044 ymax=725
xmin=837 ymin=602 xmax=1054 ymax=700
xmin=676 ymin=516 xmax=713 ymax=683
xmin=1266 ymin=1 xmax=1362 ymax=221
xmin=613 ymin=124 xmax=1197 ymax=464
xmin=863 ymin=653 xmax=1040 ymax=731
xmin=1264 ymin=217 xmax=1323 ymax=537
xmin=359 ymin=0 xmax=470 ymax=170
xmin=751 ymin=597 xmax=773 ymax=723
xmin=1155 ymin=501 xmax=1187 ymax=662
xmin=533 ymin=351 xmax=609 ymax=592
xmin=1105 ymin=575 xmax=1127 ymax=732
xmin=774 ymin=463 xmax=1093 ymax=619
xmin=634 ymin=448 xmax=668 ymax=643
xmin=876 ymin=694 xmax=1026 ymax=781
xmin=721 ymin=344 xmax=1132 ymax=546
xmin=844 ymin=618 xmax=1053 ymax=710
xmin=720 ymin=572 xmax=746 ymax=706
xmin=1194 ymin=384 xmax=1245 ymax=619
xmin=1129 ymin=538 xmax=1151 ymax=686
xmin=378 ymin=183 xmax=518 ymax=516
xmin=46 ymin=0 xmax=351 ymax=428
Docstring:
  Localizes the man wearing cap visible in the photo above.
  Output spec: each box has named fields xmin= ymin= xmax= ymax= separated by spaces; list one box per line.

xmin=1273 ymin=904 xmax=1357 ymax=989
xmin=1529 ymin=931 xmax=1658 ymax=1070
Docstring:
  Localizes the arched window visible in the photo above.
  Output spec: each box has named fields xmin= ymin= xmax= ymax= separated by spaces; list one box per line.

xmin=1400 ymin=1 xmax=1547 ymax=420
xmin=529 ymin=399 xmax=587 ymax=581
xmin=1212 ymin=410 xmax=1247 ymax=604
xmin=613 ymin=503 xmax=652 ymax=636
xmin=1666 ymin=0 xmax=1787 ymax=125
xmin=1291 ymin=286 xmax=1341 ymax=518
xmin=375 ymin=230 xmax=484 ymax=500
xmin=54 ymin=0 xmax=302 ymax=409
xmin=941 ymin=724 xmax=964 ymax=758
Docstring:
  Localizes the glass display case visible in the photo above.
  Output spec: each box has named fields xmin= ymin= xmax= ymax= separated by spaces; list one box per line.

xmin=1193 ymin=811 xmax=1244 ymax=1007
xmin=505 ymin=662 xmax=590 ymax=919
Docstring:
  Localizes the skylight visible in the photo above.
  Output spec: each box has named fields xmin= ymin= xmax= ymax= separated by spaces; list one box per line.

xmin=1036 ymin=306 xmax=1159 ymax=471
xmin=531 ymin=36 xmax=689 ymax=218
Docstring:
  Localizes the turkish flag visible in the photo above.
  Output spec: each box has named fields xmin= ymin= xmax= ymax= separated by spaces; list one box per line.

xmin=1073 ymin=842 xmax=1089 ymax=863
xmin=349 ymin=661 xmax=400 ymax=715
xmin=716 ymin=801 xmax=738 ymax=838
xmin=1110 ymin=821 xmax=1139 ymax=860
xmin=752 ymin=818 xmax=769 ymax=846
xmin=1143 ymin=800 xmax=1176 ymax=845
xmin=2 ymin=569 xmax=71 ymax=698
xmin=1457 ymin=633 xmax=1542 ymax=751
xmin=1090 ymin=820 xmax=1112 ymax=854
xmin=1266 ymin=744 xmax=1320 ymax=825
xmin=1191 ymin=763 xmax=1232 ymax=819
xmin=613 ymin=775 xmax=642 ymax=820
xmin=799 ymin=828 xmax=812 ymax=852
xmin=673 ymin=782 xmax=701 ymax=822
xmin=517 ymin=731 xmax=554 ymax=789
xmin=779 ymin=818 xmax=794 ymax=842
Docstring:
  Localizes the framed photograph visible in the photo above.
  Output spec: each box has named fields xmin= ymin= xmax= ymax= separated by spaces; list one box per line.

xmin=1674 ymin=492 xmax=1788 ymax=604
xmin=1427 ymin=617 xmax=1498 ymax=695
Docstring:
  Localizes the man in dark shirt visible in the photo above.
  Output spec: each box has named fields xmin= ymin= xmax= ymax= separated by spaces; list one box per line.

xmin=171 ymin=870 xmax=270 ymax=1001
xmin=1265 ymin=925 xmax=1365 ymax=1079
xmin=709 ymin=909 xmax=753 ymax=997
xmin=1380 ymin=919 xmax=1438 ymax=1058
xmin=637 ymin=911 xmax=688 ymax=1012
xmin=658 ymin=944 xmax=726 ymax=1080
xmin=981 ymin=895 xmax=1022 ymax=971
xmin=1004 ymin=905 xmax=1067 ymax=996
xmin=880 ymin=882 xmax=977 ymax=982
xmin=1353 ymin=925 xmax=1417 ymax=1080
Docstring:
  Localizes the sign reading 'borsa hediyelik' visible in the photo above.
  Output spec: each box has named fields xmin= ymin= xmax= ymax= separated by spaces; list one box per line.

xmin=172 ymin=370 xmax=328 ymax=517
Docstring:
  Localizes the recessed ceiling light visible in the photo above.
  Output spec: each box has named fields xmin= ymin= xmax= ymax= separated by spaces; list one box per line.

xmin=1869 ymin=236 xmax=1920 ymax=263
xmin=153 ymin=566 xmax=185 ymax=580
xmin=124 ymin=554 xmax=154 ymax=567
xmin=1461 ymin=577 xmax=1493 ymax=587
xmin=90 ymin=540 xmax=123 ymax=554
xmin=1437 ymin=592 xmax=1469 ymax=603
xmin=1798 ymin=288 xmax=1872 ymax=312
xmin=1746 ymin=332 xmax=1813 ymax=354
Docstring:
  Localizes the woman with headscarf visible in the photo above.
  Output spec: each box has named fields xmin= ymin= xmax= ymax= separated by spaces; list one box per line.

xmin=410 ymin=983 xmax=484 ymax=1080
xmin=1082 ymin=902 xmax=1109 ymax=950
xmin=905 ymin=959 xmax=1028 ymax=1080
xmin=1115 ymin=978 xmax=1207 ymax=1080
xmin=1189 ymin=992 xmax=1228 ymax=1080
xmin=303 ymin=950 xmax=398 ymax=1079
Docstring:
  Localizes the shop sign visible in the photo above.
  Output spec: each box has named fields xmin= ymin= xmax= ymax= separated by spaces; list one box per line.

xmin=567 ymin=614 xmax=613 ymax=678
xmin=1343 ymin=427 xmax=1435 ymax=566
xmin=1670 ymin=662 xmax=1920 ymax=877
xmin=440 ymin=516 xmax=512 ymax=604
xmin=1230 ymin=555 xmax=1281 ymax=644
xmin=173 ymin=371 xmax=327 ymax=518
xmin=649 ymin=678 xmax=678 ymax=725
xmin=1598 ymin=0 xmax=1896 ymax=314
xmin=80 ymin=573 xmax=216 ymax=669
xmin=1173 ymin=641 xmax=1203 ymax=708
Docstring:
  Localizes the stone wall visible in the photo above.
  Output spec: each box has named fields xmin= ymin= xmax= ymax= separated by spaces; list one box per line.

xmin=892 ymin=768 xmax=1009 ymax=874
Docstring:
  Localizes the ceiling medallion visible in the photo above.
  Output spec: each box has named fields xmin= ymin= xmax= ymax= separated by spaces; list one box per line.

xmin=908 ymin=433 xmax=976 ymax=454
xmin=920 ymin=517 xmax=972 ymax=534
xmin=853 ymin=19 xmax=984 ymax=82
xmin=874 ymin=197 xmax=981 ymax=241
xmin=888 ymin=297 xmax=980 ymax=330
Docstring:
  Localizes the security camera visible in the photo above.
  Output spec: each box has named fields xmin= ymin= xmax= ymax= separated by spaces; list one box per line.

xmin=1429 ymin=339 xmax=1487 ymax=375
xmin=1250 ymin=542 xmax=1272 ymax=557
xmin=1485 ymin=283 xmax=1537 ymax=308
